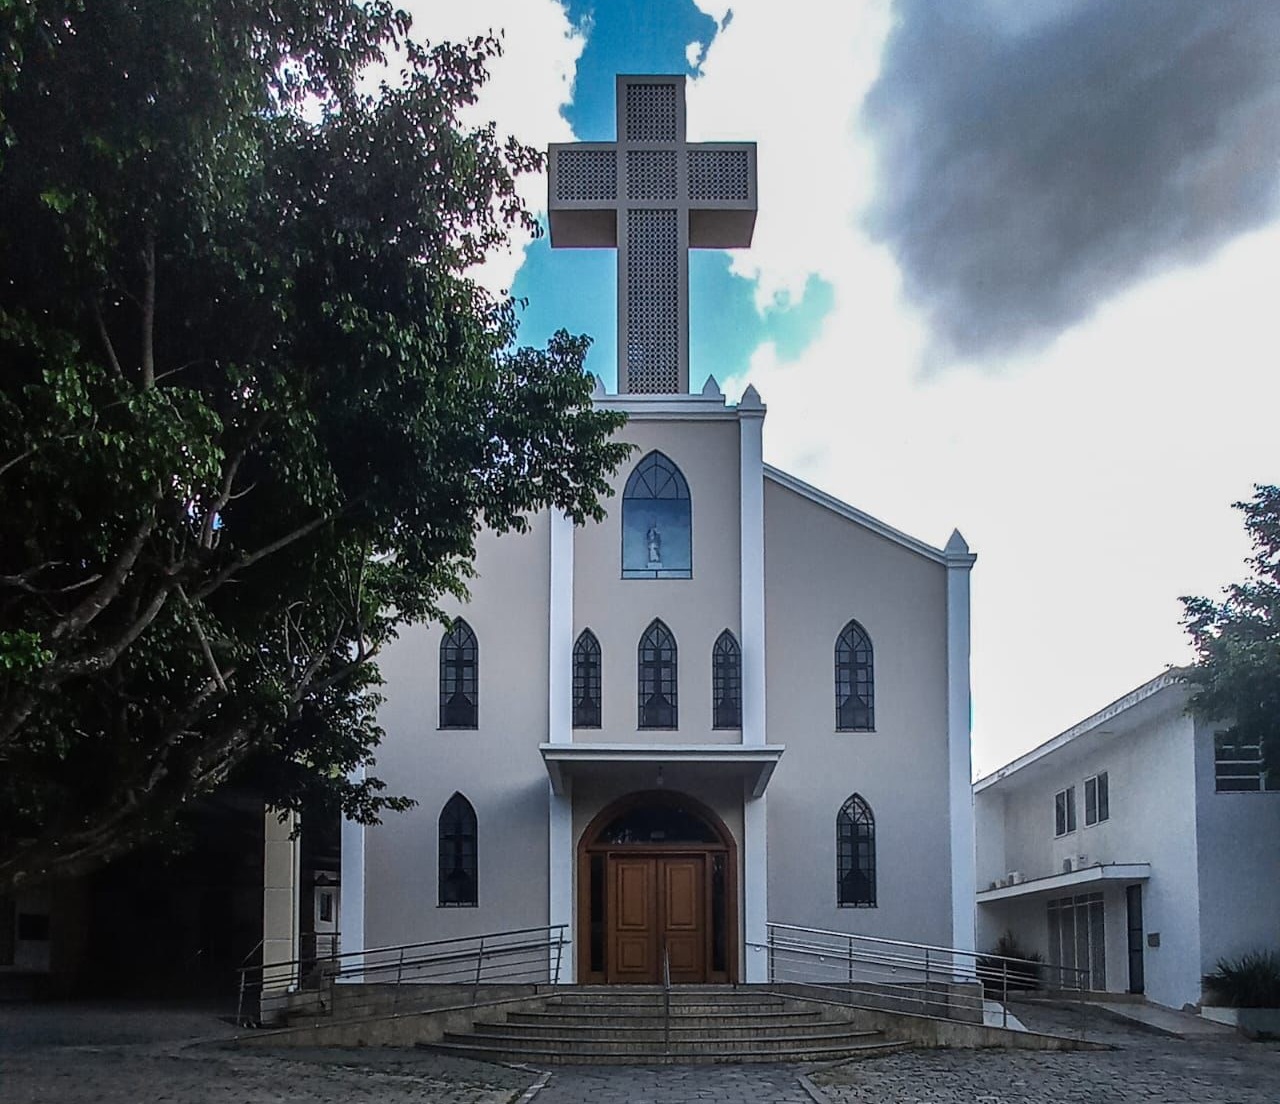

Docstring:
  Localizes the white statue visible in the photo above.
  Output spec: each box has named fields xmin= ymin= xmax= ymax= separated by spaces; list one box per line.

xmin=646 ymin=520 xmax=662 ymax=567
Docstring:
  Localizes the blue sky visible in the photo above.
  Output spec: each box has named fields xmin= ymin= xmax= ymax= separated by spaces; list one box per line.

xmin=410 ymin=0 xmax=1280 ymax=774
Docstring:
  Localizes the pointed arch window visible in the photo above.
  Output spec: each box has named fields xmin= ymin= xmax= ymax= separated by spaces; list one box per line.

xmin=638 ymin=619 xmax=678 ymax=728
xmin=573 ymin=629 xmax=602 ymax=728
xmin=837 ymin=794 xmax=876 ymax=907
xmin=835 ymin=619 xmax=874 ymax=731
xmin=438 ymin=793 xmax=478 ymax=907
xmin=439 ymin=619 xmax=478 ymax=729
xmin=622 ymin=451 xmax=692 ymax=579
xmin=712 ymin=630 xmax=742 ymax=730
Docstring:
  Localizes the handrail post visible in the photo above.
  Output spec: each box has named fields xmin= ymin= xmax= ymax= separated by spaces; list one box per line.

xmin=662 ymin=938 xmax=671 ymax=1054
xmin=473 ymin=936 xmax=486 ymax=1006
xmin=768 ymin=927 xmax=775 ymax=984
xmin=553 ymin=926 xmax=564 ymax=985
xmin=1001 ymin=959 xmax=1008 ymax=1028
xmin=236 ymin=970 xmax=246 ymax=1027
xmin=848 ymin=936 xmax=854 ymax=986
xmin=924 ymin=948 xmax=931 ymax=1013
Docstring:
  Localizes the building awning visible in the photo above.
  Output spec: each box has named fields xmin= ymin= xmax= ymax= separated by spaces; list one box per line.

xmin=539 ymin=742 xmax=785 ymax=798
xmin=977 ymin=862 xmax=1151 ymax=904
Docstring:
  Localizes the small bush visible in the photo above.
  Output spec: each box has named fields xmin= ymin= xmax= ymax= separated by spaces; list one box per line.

xmin=1203 ymin=951 xmax=1280 ymax=1008
xmin=977 ymin=930 xmax=1044 ymax=994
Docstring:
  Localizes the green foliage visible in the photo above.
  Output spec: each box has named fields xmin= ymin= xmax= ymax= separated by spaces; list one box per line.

xmin=0 ymin=0 xmax=630 ymax=888
xmin=976 ymin=931 xmax=1045 ymax=993
xmin=1203 ymin=951 xmax=1280 ymax=1008
xmin=1181 ymin=485 xmax=1280 ymax=777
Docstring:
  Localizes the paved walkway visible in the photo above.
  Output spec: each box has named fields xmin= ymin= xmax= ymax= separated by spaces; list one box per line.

xmin=3 ymin=1000 xmax=1278 ymax=1104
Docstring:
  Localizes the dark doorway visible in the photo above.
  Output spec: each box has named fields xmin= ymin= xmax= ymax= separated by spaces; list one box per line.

xmin=1126 ymin=884 xmax=1145 ymax=995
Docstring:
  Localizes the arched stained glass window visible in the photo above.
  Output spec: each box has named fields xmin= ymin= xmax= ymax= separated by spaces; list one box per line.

xmin=837 ymin=794 xmax=876 ymax=907
xmin=622 ymin=451 xmax=692 ymax=579
xmin=638 ymin=619 xmax=678 ymax=728
xmin=573 ymin=629 xmax=602 ymax=728
xmin=712 ymin=630 xmax=741 ymax=730
xmin=835 ymin=620 xmax=874 ymax=731
xmin=439 ymin=619 xmax=478 ymax=729
xmin=439 ymin=793 xmax=478 ymax=907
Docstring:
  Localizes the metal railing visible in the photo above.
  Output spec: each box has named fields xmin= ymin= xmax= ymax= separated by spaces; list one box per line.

xmin=236 ymin=923 xmax=569 ymax=1028
xmin=661 ymin=938 xmax=672 ymax=1052
xmin=752 ymin=922 xmax=1092 ymax=1039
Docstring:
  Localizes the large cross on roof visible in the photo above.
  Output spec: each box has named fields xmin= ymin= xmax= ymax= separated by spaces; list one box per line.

xmin=548 ymin=75 xmax=757 ymax=395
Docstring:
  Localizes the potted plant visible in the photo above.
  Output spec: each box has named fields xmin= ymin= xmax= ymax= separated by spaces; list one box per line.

xmin=1202 ymin=951 xmax=1280 ymax=1039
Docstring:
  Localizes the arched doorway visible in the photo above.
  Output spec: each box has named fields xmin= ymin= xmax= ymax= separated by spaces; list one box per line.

xmin=577 ymin=791 xmax=737 ymax=984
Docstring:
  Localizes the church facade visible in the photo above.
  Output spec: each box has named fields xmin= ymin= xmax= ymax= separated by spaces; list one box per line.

xmin=338 ymin=76 xmax=976 ymax=985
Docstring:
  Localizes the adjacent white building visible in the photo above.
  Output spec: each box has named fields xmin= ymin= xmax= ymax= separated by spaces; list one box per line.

xmin=337 ymin=76 xmax=977 ymax=986
xmin=974 ymin=670 xmax=1280 ymax=1011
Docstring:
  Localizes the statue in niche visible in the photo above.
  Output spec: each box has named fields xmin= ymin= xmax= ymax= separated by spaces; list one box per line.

xmin=646 ymin=520 xmax=662 ymax=567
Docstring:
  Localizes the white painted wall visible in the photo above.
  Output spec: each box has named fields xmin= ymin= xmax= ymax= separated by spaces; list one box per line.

xmin=1193 ymin=716 xmax=1280 ymax=978
xmin=763 ymin=478 xmax=953 ymax=948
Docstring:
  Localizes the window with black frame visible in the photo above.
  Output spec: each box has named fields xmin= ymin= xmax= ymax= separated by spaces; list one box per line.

xmin=712 ymin=629 xmax=741 ymax=729
xmin=573 ymin=629 xmax=602 ymax=728
xmin=835 ymin=619 xmax=874 ymax=731
xmin=638 ymin=618 xmax=678 ymax=728
xmin=837 ymin=793 xmax=876 ymax=907
xmin=439 ymin=619 xmax=478 ymax=729
xmin=438 ymin=793 xmax=477 ymax=907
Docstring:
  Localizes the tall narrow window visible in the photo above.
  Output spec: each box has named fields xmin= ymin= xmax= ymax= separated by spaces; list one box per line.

xmin=1054 ymin=786 xmax=1077 ymax=836
xmin=438 ymin=793 xmax=477 ymax=907
xmin=638 ymin=619 xmax=678 ymax=728
xmin=837 ymin=794 xmax=876 ymax=907
xmin=439 ymin=619 xmax=477 ymax=729
xmin=622 ymin=451 xmax=692 ymax=579
xmin=1084 ymin=772 xmax=1109 ymax=825
xmin=712 ymin=630 xmax=742 ymax=729
xmin=835 ymin=620 xmax=874 ymax=731
xmin=573 ymin=629 xmax=602 ymax=728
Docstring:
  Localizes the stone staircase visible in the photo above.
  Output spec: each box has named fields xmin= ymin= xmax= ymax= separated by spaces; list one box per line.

xmin=422 ymin=986 xmax=907 ymax=1064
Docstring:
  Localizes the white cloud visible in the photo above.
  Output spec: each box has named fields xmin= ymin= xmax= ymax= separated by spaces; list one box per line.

xmin=398 ymin=1 xmax=585 ymax=295
xmin=689 ymin=0 xmax=1280 ymax=772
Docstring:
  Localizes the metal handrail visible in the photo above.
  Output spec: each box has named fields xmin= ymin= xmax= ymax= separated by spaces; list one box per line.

xmin=236 ymin=923 xmax=569 ymax=1028
xmin=757 ymin=921 xmax=1092 ymax=1040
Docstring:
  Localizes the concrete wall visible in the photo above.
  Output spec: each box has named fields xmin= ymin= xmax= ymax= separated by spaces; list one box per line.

xmin=762 ymin=479 xmax=953 ymax=947
xmin=364 ymin=514 xmax=553 ymax=949
xmin=573 ymin=418 xmax=742 ymax=744
xmin=1193 ymin=716 xmax=1280 ymax=978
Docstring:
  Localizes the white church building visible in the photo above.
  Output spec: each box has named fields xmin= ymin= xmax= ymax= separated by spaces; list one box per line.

xmin=336 ymin=76 xmax=977 ymax=986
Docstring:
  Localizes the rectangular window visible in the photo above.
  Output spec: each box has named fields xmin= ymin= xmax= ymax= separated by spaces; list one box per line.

xmin=1084 ymin=772 xmax=1109 ymax=825
xmin=1054 ymin=786 xmax=1077 ymax=836
xmin=1214 ymin=732 xmax=1280 ymax=792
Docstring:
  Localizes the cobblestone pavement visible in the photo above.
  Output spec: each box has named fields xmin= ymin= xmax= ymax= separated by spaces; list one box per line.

xmin=0 ymin=1003 xmax=534 ymax=1104
xmin=530 ymin=1063 xmax=816 ymax=1103
xmin=814 ymin=1003 xmax=1280 ymax=1104
xmin=4 ymin=1001 xmax=1280 ymax=1104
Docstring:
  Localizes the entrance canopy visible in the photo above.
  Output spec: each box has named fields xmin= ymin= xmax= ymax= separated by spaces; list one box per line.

xmin=539 ymin=742 xmax=784 ymax=798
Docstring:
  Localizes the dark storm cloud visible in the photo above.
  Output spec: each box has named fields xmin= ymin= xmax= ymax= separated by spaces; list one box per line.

xmin=862 ymin=0 xmax=1280 ymax=364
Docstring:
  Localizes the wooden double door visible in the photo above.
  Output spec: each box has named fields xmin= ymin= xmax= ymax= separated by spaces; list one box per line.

xmin=609 ymin=854 xmax=706 ymax=984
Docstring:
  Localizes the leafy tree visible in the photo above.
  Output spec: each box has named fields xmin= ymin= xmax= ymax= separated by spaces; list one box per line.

xmin=1181 ymin=485 xmax=1280 ymax=777
xmin=0 ymin=0 xmax=629 ymax=889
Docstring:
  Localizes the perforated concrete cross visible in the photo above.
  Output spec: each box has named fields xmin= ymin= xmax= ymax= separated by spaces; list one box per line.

xmin=548 ymin=75 xmax=757 ymax=395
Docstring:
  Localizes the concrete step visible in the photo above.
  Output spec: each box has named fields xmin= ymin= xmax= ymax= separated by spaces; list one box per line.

xmin=504 ymin=1009 xmax=830 ymax=1030
xmin=421 ymin=1037 xmax=908 ymax=1065
xmin=549 ymin=997 xmax=788 ymax=1015
xmin=463 ymin=1026 xmax=885 ymax=1050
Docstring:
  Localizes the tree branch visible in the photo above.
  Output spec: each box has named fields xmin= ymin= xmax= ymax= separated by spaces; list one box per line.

xmin=176 ymin=583 xmax=228 ymax=694
xmin=49 ymin=507 xmax=157 ymax=642
xmin=141 ymin=229 xmax=156 ymax=389
xmin=90 ymin=295 xmax=124 ymax=379
xmin=192 ymin=510 xmax=337 ymax=601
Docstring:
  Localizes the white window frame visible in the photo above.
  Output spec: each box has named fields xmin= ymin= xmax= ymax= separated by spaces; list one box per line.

xmin=1214 ymin=732 xmax=1279 ymax=793
xmin=1084 ymin=772 xmax=1109 ymax=826
xmin=1054 ymin=786 xmax=1077 ymax=837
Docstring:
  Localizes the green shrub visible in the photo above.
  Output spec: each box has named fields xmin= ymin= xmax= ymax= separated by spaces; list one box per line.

xmin=976 ymin=930 xmax=1044 ymax=993
xmin=1203 ymin=951 xmax=1280 ymax=1008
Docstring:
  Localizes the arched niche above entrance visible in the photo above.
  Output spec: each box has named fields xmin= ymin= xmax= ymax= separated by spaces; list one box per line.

xmin=597 ymin=801 xmax=720 ymax=846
